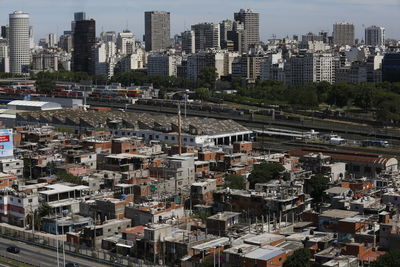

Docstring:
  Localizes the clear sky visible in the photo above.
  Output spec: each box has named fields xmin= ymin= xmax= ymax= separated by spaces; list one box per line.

xmin=1 ymin=0 xmax=399 ymax=41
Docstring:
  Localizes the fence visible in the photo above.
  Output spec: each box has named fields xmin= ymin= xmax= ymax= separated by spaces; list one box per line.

xmin=0 ymin=225 xmax=160 ymax=267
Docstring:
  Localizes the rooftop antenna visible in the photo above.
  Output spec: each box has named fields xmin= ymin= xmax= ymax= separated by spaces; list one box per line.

xmin=178 ymin=104 xmax=182 ymax=156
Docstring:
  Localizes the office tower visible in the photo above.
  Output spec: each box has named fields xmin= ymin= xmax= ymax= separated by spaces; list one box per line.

xmin=333 ymin=22 xmax=355 ymax=46
xmin=9 ymin=11 xmax=30 ymax=74
xmin=382 ymin=53 xmax=400 ymax=82
xmin=181 ymin=30 xmax=195 ymax=54
xmin=73 ymin=19 xmax=96 ymax=74
xmin=220 ymin=20 xmax=234 ymax=45
xmin=71 ymin=12 xmax=86 ymax=32
xmin=144 ymin=11 xmax=170 ymax=52
xmin=234 ymin=9 xmax=260 ymax=51
xmin=191 ymin=23 xmax=220 ymax=51
xmin=227 ymin=21 xmax=246 ymax=53
xmin=1 ymin=26 xmax=9 ymax=39
xmin=48 ymin=33 xmax=57 ymax=47
xmin=117 ymin=30 xmax=135 ymax=55
xmin=59 ymin=34 xmax=73 ymax=53
xmin=147 ymin=53 xmax=181 ymax=77
xmin=365 ymin=26 xmax=385 ymax=47
xmin=0 ymin=38 xmax=10 ymax=72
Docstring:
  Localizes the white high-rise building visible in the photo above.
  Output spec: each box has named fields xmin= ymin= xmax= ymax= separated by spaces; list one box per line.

xmin=187 ymin=50 xmax=225 ymax=80
xmin=117 ymin=30 xmax=135 ymax=55
xmin=285 ymin=53 xmax=335 ymax=86
xmin=48 ymin=33 xmax=57 ymax=48
xmin=147 ymin=53 xmax=181 ymax=77
xmin=0 ymin=38 xmax=10 ymax=73
xmin=93 ymin=41 xmax=117 ymax=78
xmin=365 ymin=26 xmax=385 ymax=47
xmin=9 ymin=11 xmax=30 ymax=74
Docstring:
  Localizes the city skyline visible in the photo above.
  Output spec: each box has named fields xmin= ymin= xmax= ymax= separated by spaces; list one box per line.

xmin=0 ymin=0 xmax=399 ymax=42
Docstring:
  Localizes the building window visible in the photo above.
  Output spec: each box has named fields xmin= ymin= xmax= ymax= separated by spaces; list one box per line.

xmin=28 ymin=199 xmax=32 ymax=203
xmin=172 ymin=137 xmax=175 ymax=141
xmin=165 ymin=136 xmax=169 ymax=140
xmin=18 ymin=199 xmax=21 ymax=203
xmin=190 ymin=138 xmax=194 ymax=142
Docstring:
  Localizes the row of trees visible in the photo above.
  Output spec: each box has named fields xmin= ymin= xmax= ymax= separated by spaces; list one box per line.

xmin=281 ymin=248 xmax=400 ymax=267
xmin=30 ymin=68 xmax=400 ymax=124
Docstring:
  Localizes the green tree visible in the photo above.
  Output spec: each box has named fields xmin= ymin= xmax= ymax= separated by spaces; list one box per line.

xmin=371 ymin=250 xmax=400 ymax=267
xmin=225 ymin=174 xmax=245 ymax=190
xmin=198 ymin=67 xmax=218 ymax=89
xmin=248 ymin=162 xmax=285 ymax=188
xmin=56 ymin=170 xmax=82 ymax=185
xmin=38 ymin=202 xmax=51 ymax=218
xmin=283 ymin=248 xmax=312 ymax=267
xmin=309 ymin=174 xmax=330 ymax=203
xmin=36 ymin=78 xmax=55 ymax=94
xmin=195 ymin=87 xmax=211 ymax=101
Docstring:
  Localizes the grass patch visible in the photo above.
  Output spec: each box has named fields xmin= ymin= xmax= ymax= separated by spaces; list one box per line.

xmin=0 ymin=255 xmax=33 ymax=266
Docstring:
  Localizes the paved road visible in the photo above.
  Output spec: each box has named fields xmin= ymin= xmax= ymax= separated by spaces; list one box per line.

xmin=0 ymin=237 xmax=108 ymax=267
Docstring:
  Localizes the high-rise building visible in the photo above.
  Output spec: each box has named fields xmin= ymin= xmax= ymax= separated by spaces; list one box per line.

xmin=73 ymin=19 xmax=96 ymax=74
xmin=59 ymin=34 xmax=73 ymax=53
xmin=382 ymin=53 xmax=400 ymax=82
xmin=101 ymin=31 xmax=117 ymax=43
xmin=1 ymin=26 xmax=9 ymax=39
xmin=227 ymin=21 xmax=246 ymax=53
xmin=48 ymin=33 xmax=57 ymax=48
xmin=220 ymin=19 xmax=234 ymax=45
xmin=0 ymin=38 xmax=10 ymax=73
xmin=191 ymin=23 xmax=220 ymax=51
xmin=285 ymin=53 xmax=335 ymax=86
xmin=181 ymin=30 xmax=195 ymax=54
xmin=147 ymin=53 xmax=181 ymax=77
xmin=333 ymin=22 xmax=355 ymax=46
xmin=365 ymin=26 xmax=385 ymax=47
xmin=116 ymin=30 xmax=135 ymax=55
xmin=187 ymin=51 xmax=225 ymax=80
xmin=144 ymin=11 xmax=170 ymax=52
xmin=232 ymin=54 xmax=264 ymax=82
xmin=234 ymin=9 xmax=260 ymax=51
xmin=72 ymin=12 xmax=86 ymax=32
xmin=9 ymin=11 xmax=30 ymax=74
xmin=93 ymin=41 xmax=117 ymax=78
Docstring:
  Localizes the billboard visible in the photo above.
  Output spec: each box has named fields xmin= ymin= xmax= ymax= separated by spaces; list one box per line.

xmin=0 ymin=129 xmax=13 ymax=158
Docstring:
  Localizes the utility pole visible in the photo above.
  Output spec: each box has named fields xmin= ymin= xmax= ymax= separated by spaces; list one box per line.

xmin=55 ymin=209 xmax=59 ymax=267
xmin=178 ymin=103 xmax=182 ymax=156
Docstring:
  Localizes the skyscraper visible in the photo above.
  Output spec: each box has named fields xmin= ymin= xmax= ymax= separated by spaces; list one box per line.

xmin=71 ymin=12 xmax=86 ymax=32
xmin=365 ymin=26 xmax=385 ymax=47
xmin=73 ymin=19 xmax=96 ymax=74
xmin=234 ymin=9 xmax=260 ymax=51
xmin=9 ymin=11 xmax=30 ymax=74
xmin=181 ymin=30 xmax=195 ymax=54
xmin=191 ymin=23 xmax=220 ymax=51
xmin=144 ymin=11 xmax=170 ymax=52
xmin=333 ymin=22 xmax=355 ymax=46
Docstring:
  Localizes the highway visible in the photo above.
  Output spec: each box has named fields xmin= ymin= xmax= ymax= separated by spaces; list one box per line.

xmin=0 ymin=237 xmax=108 ymax=267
